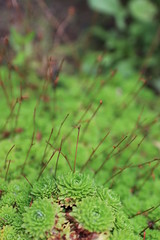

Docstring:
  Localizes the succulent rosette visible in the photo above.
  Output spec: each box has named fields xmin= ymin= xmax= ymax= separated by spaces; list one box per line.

xmin=22 ymin=198 xmax=59 ymax=239
xmin=31 ymin=176 xmax=57 ymax=199
xmin=0 ymin=225 xmax=17 ymax=240
xmin=57 ymin=171 xmax=95 ymax=203
xmin=72 ymin=197 xmax=115 ymax=233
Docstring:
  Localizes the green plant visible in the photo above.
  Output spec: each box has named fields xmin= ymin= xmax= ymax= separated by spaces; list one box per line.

xmin=31 ymin=176 xmax=57 ymax=199
xmin=22 ymin=198 xmax=59 ymax=239
xmin=0 ymin=225 xmax=17 ymax=240
xmin=0 ymin=22 xmax=160 ymax=239
xmin=86 ymin=0 xmax=160 ymax=81
xmin=97 ymin=187 xmax=122 ymax=211
xmin=112 ymin=229 xmax=141 ymax=240
xmin=9 ymin=28 xmax=35 ymax=67
xmin=71 ymin=197 xmax=115 ymax=233
xmin=0 ymin=205 xmax=17 ymax=228
xmin=57 ymin=171 xmax=95 ymax=205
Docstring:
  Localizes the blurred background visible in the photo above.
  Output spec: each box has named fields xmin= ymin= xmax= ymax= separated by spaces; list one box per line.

xmin=0 ymin=0 xmax=160 ymax=93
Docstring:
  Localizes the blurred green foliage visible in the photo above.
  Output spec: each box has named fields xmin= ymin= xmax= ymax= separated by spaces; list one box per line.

xmin=87 ymin=0 xmax=160 ymax=79
xmin=10 ymin=28 xmax=35 ymax=66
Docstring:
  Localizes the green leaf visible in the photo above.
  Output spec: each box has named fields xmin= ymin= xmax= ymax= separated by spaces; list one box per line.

xmin=129 ymin=0 xmax=157 ymax=23
xmin=88 ymin=0 xmax=126 ymax=29
xmin=88 ymin=0 xmax=120 ymax=15
xmin=90 ymin=26 xmax=108 ymax=41
xmin=24 ymin=31 xmax=35 ymax=44
xmin=10 ymin=28 xmax=35 ymax=52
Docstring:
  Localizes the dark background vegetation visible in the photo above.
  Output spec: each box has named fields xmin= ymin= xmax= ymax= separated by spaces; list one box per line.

xmin=0 ymin=0 xmax=160 ymax=91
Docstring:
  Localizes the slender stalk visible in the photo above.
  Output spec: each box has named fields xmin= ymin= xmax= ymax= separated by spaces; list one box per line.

xmin=81 ymin=131 xmax=110 ymax=171
xmin=37 ymin=149 xmax=57 ymax=181
xmin=4 ymin=145 xmax=15 ymax=169
xmin=74 ymin=126 xmax=81 ymax=173
xmin=55 ymin=139 xmax=63 ymax=178
xmin=5 ymin=160 xmax=11 ymax=181
xmin=41 ymin=128 xmax=54 ymax=165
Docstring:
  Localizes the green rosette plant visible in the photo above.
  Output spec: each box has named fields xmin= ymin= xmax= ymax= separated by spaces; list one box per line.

xmin=97 ymin=187 xmax=122 ymax=211
xmin=22 ymin=198 xmax=59 ymax=239
xmin=71 ymin=197 xmax=115 ymax=233
xmin=31 ymin=176 xmax=57 ymax=199
xmin=114 ymin=210 xmax=132 ymax=231
xmin=111 ymin=229 xmax=141 ymax=240
xmin=0 ymin=225 xmax=29 ymax=240
xmin=0 ymin=205 xmax=17 ymax=228
xmin=0 ymin=189 xmax=31 ymax=213
xmin=146 ymin=230 xmax=160 ymax=240
xmin=57 ymin=171 xmax=95 ymax=205
xmin=0 ymin=225 xmax=17 ymax=240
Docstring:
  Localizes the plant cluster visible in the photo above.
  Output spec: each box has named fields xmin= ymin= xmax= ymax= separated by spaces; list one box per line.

xmin=0 ymin=28 xmax=160 ymax=239
xmin=0 ymin=172 xmax=139 ymax=239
